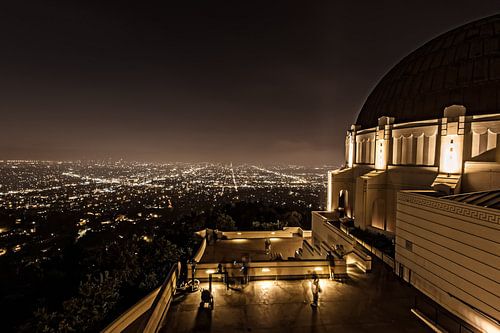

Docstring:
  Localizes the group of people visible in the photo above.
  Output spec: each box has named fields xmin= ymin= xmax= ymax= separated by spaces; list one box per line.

xmin=211 ymin=260 xmax=249 ymax=289
xmin=205 ymin=228 xmax=220 ymax=245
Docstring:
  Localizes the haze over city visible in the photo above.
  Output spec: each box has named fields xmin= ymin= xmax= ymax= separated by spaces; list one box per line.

xmin=1 ymin=1 xmax=500 ymax=164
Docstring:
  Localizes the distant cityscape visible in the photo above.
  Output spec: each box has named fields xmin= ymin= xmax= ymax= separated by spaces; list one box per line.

xmin=0 ymin=160 xmax=329 ymax=266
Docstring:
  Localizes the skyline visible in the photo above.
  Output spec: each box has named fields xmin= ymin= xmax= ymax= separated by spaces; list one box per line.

xmin=1 ymin=1 xmax=500 ymax=165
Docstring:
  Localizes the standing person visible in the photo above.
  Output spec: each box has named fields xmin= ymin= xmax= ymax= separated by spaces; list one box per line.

xmin=241 ymin=262 xmax=249 ymax=285
xmin=326 ymin=250 xmax=335 ymax=279
xmin=311 ymin=272 xmax=321 ymax=307
xmin=264 ymin=238 xmax=271 ymax=255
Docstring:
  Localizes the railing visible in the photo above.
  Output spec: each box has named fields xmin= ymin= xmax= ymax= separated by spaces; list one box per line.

xmin=143 ymin=264 xmax=179 ymax=333
xmin=192 ymin=237 xmax=207 ymax=263
xmin=349 ymin=232 xmax=394 ymax=269
xmin=102 ymin=263 xmax=179 ymax=333
xmin=102 ymin=288 xmax=160 ymax=333
xmin=324 ymin=217 xmax=393 ymax=270
xmin=189 ymin=260 xmax=331 ymax=281
xmin=413 ymin=293 xmax=480 ymax=333
xmin=221 ymin=227 xmax=306 ymax=239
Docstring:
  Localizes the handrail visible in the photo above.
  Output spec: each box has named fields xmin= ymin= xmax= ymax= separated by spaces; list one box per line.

xmin=101 ymin=287 xmax=160 ymax=333
xmin=143 ymin=263 xmax=179 ymax=333
xmin=192 ymin=238 xmax=207 ymax=263
xmin=101 ymin=263 xmax=179 ymax=333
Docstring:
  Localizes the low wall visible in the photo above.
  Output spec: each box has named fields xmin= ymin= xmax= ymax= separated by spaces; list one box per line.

xmin=143 ymin=264 xmax=178 ymax=333
xmin=346 ymin=247 xmax=372 ymax=272
xmin=312 ymin=212 xmax=372 ymax=272
xmin=299 ymin=229 xmax=312 ymax=238
xmin=350 ymin=233 xmax=394 ymax=269
xmin=102 ymin=288 xmax=160 ymax=333
xmin=189 ymin=260 xmax=331 ymax=281
xmin=221 ymin=227 xmax=307 ymax=239
xmin=332 ymin=258 xmax=347 ymax=277
xmin=102 ymin=264 xmax=179 ymax=333
xmin=192 ymin=238 xmax=207 ymax=263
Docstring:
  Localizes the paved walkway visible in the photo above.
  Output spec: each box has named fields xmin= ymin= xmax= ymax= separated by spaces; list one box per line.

xmin=160 ymin=260 xmax=430 ymax=332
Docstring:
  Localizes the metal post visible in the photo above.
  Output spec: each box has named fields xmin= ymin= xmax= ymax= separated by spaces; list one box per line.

xmin=191 ymin=261 xmax=196 ymax=292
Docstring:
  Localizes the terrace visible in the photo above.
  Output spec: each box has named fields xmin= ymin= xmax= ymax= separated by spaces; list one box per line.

xmin=160 ymin=260 xmax=430 ymax=332
xmin=104 ymin=228 xmax=428 ymax=333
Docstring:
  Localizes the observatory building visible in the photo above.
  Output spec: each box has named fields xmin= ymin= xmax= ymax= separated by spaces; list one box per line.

xmin=323 ymin=14 xmax=500 ymax=333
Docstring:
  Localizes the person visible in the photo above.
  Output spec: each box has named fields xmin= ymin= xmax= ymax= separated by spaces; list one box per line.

xmin=241 ymin=263 xmax=249 ymax=284
xmin=264 ymin=238 xmax=271 ymax=255
xmin=311 ymin=272 xmax=321 ymax=307
xmin=326 ymin=250 xmax=335 ymax=279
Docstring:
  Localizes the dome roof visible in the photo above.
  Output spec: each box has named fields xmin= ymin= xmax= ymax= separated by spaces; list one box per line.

xmin=357 ymin=14 xmax=500 ymax=129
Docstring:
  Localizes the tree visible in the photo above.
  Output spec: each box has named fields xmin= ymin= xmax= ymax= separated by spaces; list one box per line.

xmin=28 ymin=271 xmax=121 ymax=333
xmin=283 ymin=211 xmax=303 ymax=227
xmin=215 ymin=213 xmax=236 ymax=230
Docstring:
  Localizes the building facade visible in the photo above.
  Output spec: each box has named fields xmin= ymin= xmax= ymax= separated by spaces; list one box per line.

xmin=329 ymin=107 xmax=500 ymax=234
xmin=320 ymin=14 xmax=500 ymax=332
xmin=395 ymin=190 xmax=499 ymax=333
xmin=327 ymin=14 xmax=500 ymax=235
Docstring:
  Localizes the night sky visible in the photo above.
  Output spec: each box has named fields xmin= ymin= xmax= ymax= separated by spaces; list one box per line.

xmin=1 ymin=1 xmax=499 ymax=165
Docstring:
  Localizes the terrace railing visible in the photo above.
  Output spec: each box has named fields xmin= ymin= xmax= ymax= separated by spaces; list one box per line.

xmin=102 ymin=263 xmax=179 ymax=333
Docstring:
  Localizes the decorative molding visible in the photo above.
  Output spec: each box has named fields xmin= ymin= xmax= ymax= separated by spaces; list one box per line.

xmin=398 ymin=192 xmax=500 ymax=225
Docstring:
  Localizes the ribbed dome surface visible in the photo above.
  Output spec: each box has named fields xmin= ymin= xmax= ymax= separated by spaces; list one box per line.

xmin=357 ymin=14 xmax=500 ymax=129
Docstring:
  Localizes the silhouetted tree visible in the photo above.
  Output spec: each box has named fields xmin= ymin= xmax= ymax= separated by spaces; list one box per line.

xmin=215 ymin=213 xmax=236 ymax=230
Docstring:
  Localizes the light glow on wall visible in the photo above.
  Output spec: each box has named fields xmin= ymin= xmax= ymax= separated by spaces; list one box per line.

xmin=375 ymin=139 xmax=387 ymax=170
xmin=440 ymin=135 xmax=462 ymax=174
xmin=232 ymin=239 xmax=247 ymax=243
xmin=327 ymin=171 xmax=333 ymax=211
xmin=347 ymin=132 xmax=355 ymax=167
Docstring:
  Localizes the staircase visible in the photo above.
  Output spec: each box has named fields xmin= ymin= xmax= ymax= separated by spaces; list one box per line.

xmin=432 ymin=173 xmax=461 ymax=194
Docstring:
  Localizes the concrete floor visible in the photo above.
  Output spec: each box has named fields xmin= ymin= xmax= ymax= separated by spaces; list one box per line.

xmin=200 ymin=237 xmax=307 ymax=263
xmin=160 ymin=260 xmax=430 ymax=333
